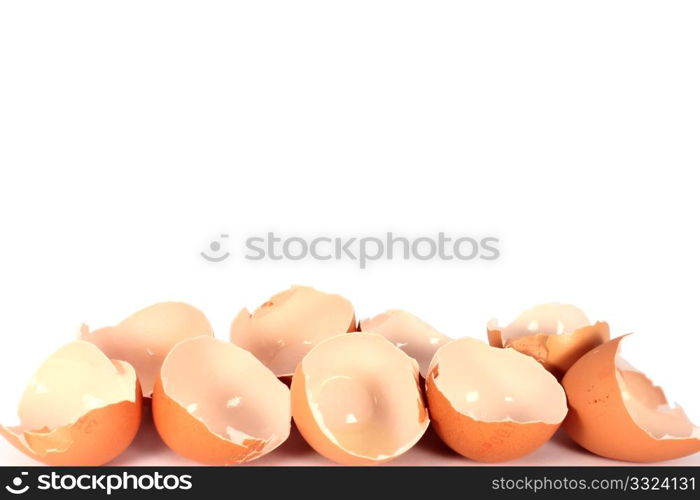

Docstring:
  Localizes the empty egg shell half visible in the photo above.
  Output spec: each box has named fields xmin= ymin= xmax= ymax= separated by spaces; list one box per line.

xmin=563 ymin=335 xmax=700 ymax=462
xmin=487 ymin=303 xmax=609 ymax=378
xmin=291 ymin=333 xmax=429 ymax=465
xmin=81 ymin=301 xmax=214 ymax=397
xmin=230 ymin=285 xmax=356 ymax=378
xmin=360 ymin=310 xmax=451 ymax=378
xmin=152 ymin=336 xmax=291 ymax=465
xmin=0 ymin=341 xmax=142 ymax=466
xmin=426 ymin=338 xmax=568 ymax=462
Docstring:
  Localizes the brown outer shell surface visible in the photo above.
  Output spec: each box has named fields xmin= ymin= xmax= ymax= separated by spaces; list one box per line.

xmin=488 ymin=321 xmax=610 ymax=378
xmin=425 ymin=367 xmax=560 ymax=462
xmin=562 ymin=336 xmax=700 ymax=462
xmin=151 ymin=376 xmax=268 ymax=465
xmin=0 ymin=382 xmax=142 ymax=466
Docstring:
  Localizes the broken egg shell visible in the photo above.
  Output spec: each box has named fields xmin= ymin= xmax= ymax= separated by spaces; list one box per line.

xmin=152 ymin=379 xmax=268 ymax=465
xmin=152 ymin=336 xmax=291 ymax=465
xmin=80 ymin=301 xmax=214 ymax=397
xmin=359 ymin=310 xmax=451 ymax=378
xmin=0 ymin=341 xmax=142 ymax=466
xmin=504 ymin=323 xmax=610 ymax=378
xmin=487 ymin=303 xmax=609 ymax=378
xmin=0 ymin=386 xmax=142 ymax=466
xmin=230 ymin=285 xmax=356 ymax=378
xmin=291 ymin=333 xmax=429 ymax=465
xmin=426 ymin=338 xmax=567 ymax=462
xmin=562 ymin=335 xmax=700 ymax=462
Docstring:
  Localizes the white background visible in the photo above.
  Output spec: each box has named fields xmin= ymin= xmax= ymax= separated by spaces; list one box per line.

xmin=0 ymin=1 xmax=698 ymax=466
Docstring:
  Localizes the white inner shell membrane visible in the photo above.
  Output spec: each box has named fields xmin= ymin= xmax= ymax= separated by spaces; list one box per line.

xmin=81 ymin=302 xmax=214 ymax=397
xmin=161 ymin=336 xmax=290 ymax=449
xmin=13 ymin=341 xmax=136 ymax=433
xmin=230 ymin=285 xmax=354 ymax=376
xmin=430 ymin=338 xmax=567 ymax=424
xmin=360 ymin=310 xmax=450 ymax=377
xmin=615 ymin=356 xmax=700 ymax=440
xmin=303 ymin=333 xmax=427 ymax=460
xmin=496 ymin=303 xmax=591 ymax=344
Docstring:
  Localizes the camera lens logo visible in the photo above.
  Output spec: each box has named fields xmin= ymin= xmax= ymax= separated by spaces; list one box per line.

xmin=5 ymin=472 xmax=29 ymax=495
xmin=201 ymin=234 xmax=230 ymax=262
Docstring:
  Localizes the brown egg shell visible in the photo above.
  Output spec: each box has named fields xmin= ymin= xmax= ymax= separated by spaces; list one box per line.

xmin=563 ymin=335 xmax=700 ymax=462
xmin=426 ymin=367 xmax=560 ymax=462
xmin=230 ymin=285 xmax=356 ymax=377
xmin=291 ymin=333 xmax=429 ymax=465
xmin=488 ymin=321 xmax=610 ymax=378
xmin=1 ymin=341 xmax=143 ymax=466
xmin=426 ymin=338 xmax=568 ymax=462
xmin=1 ymin=383 xmax=142 ymax=466
xmin=152 ymin=377 xmax=267 ymax=465
xmin=151 ymin=336 xmax=291 ymax=465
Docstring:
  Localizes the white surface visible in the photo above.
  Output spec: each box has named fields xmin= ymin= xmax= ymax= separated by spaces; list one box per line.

xmin=1 ymin=1 xmax=699 ymax=466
